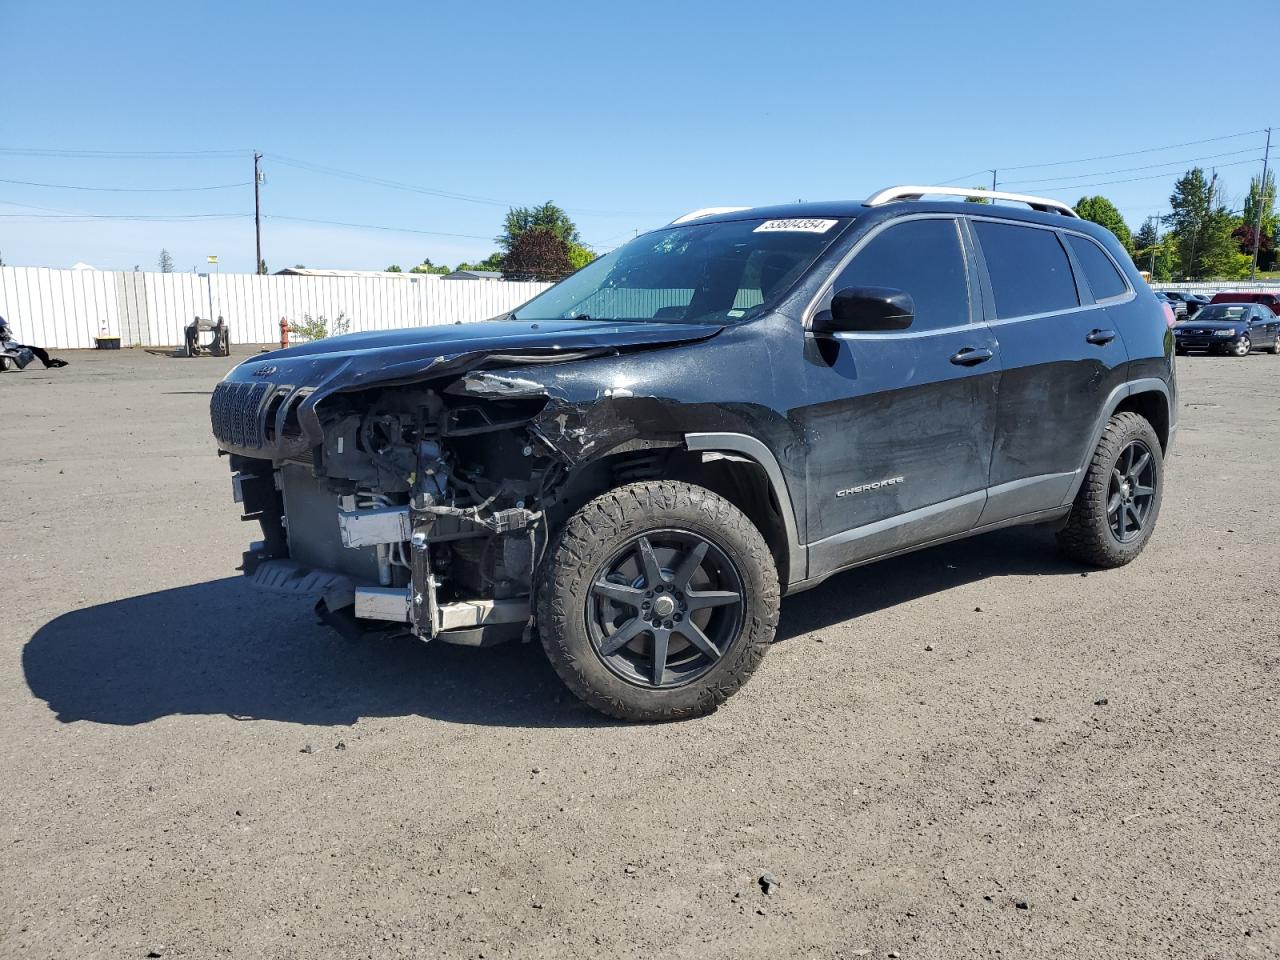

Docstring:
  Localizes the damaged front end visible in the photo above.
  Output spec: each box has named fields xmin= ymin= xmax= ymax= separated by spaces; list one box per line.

xmin=210 ymin=321 xmax=721 ymax=645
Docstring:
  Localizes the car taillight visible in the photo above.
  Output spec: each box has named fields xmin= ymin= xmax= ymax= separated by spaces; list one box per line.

xmin=1162 ymin=303 xmax=1176 ymax=328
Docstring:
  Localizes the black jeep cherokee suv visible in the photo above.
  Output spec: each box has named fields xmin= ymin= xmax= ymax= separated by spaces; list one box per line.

xmin=211 ymin=185 xmax=1175 ymax=721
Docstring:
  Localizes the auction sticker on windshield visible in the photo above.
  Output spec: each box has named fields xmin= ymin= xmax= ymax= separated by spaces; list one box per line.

xmin=753 ymin=218 xmax=839 ymax=233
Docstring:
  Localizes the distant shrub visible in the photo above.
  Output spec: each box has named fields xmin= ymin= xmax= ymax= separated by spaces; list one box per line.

xmin=288 ymin=311 xmax=350 ymax=341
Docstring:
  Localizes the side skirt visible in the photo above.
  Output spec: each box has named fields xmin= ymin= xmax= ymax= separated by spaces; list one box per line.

xmin=784 ymin=504 xmax=1071 ymax=597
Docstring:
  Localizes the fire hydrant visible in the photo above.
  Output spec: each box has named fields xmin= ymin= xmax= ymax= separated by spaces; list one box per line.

xmin=279 ymin=317 xmax=289 ymax=349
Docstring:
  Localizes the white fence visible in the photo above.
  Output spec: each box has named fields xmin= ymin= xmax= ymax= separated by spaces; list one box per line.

xmin=1152 ymin=280 xmax=1280 ymax=293
xmin=0 ymin=268 xmax=552 ymax=350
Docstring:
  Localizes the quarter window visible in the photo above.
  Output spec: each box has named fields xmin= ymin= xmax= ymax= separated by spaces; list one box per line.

xmin=830 ymin=218 xmax=969 ymax=332
xmin=974 ymin=221 xmax=1080 ymax=319
xmin=1066 ymin=234 xmax=1129 ymax=301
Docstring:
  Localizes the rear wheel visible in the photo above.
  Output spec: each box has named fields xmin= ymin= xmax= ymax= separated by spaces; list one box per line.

xmin=1269 ymin=336 xmax=1280 ymax=355
xmin=538 ymin=481 xmax=779 ymax=721
xmin=1058 ymin=412 xmax=1164 ymax=568
xmin=1233 ymin=335 xmax=1252 ymax=357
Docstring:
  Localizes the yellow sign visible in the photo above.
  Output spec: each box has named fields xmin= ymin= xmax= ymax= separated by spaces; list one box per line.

xmin=207 ymin=255 xmax=219 ymax=264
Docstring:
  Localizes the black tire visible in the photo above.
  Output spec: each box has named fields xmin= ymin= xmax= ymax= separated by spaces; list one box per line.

xmin=1057 ymin=412 xmax=1164 ymax=568
xmin=1269 ymin=338 xmax=1280 ymax=355
xmin=538 ymin=480 xmax=779 ymax=722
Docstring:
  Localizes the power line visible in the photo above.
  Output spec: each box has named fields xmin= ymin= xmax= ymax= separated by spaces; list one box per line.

xmin=1000 ymin=147 xmax=1261 ymax=187
xmin=0 ymin=176 xmax=252 ymax=192
xmin=266 ymin=154 xmax=516 ymax=208
xmin=265 ymin=153 xmax=645 ymax=218
xmin=1021 ymin=157 xmax=1262 ymax=194
xmin=997 ymin=128 xmax=1267 ymax=173
xmin=0 ymin=212 xmax=248 ymax=222
xmin=0 ymin=147 xmax=248 ymax=159
xmin=265 ymin=213 xmax=494 ymax=241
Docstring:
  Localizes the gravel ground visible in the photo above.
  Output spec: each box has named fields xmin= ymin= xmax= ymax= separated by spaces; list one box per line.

xmin=1 ymin=346 xmax=1277 ymax=960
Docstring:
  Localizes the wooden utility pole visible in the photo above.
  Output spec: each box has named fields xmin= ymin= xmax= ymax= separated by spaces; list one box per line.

xmin=1250 ymin=128 xmax=1272 ymax=281
xmin=253 ymin=152 xmax=263 ymax=274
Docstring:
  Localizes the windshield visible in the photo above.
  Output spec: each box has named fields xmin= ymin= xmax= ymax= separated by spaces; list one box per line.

xmin=1194 ymin=304 xmax=1248 ymax=322
xmin=512 ymin=216 xmax=851 ymax=324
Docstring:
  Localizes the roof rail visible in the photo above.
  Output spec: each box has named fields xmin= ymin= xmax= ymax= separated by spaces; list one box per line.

xmin=863 ymin=185 xmax=1079 ymax=218
xmin=670 ymin=206 xmax=751 ymax=224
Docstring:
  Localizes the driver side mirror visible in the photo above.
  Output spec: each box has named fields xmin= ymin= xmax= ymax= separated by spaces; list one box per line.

xmin=814 ymin=286 xmax=914 ymax=334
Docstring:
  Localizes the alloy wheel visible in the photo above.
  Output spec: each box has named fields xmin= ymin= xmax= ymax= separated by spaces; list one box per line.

xmin=586 ymin=529 xmax=745 ymax=688
xmin=1234 ymin=336 xmax=1252 ymax=356
xmin=1107 ymin=440 xmax=1157 ymax=543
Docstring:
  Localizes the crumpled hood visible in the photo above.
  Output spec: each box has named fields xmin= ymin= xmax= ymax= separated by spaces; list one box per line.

xmin=212 ymin=318 xmax=723 ymax=457
xmin=225 ymin=318 xmax=723 ymax=390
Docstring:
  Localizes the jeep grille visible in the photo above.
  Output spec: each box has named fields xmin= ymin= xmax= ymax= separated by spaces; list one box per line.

xmin=210 ymin=381 xmax=270 ymax=449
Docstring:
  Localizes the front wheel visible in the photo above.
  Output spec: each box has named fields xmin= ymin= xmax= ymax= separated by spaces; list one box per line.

xmin=538 ymin=481 xmax=779 ymax=721
xmin=1057 ymin=412 xmax=1164 ymax=568
xmin=1233 ymin=335 xmax=1252 ymax=357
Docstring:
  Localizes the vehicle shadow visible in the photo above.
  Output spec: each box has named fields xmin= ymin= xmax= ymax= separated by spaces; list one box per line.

xmin=776 ymin=525 xmax=1081 ymax=640
xmin=24 ymin=527 xmax=1082 ymax=728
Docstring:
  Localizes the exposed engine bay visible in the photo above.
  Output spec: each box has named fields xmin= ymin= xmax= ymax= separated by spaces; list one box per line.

xmin=228 ymin=379 xmax=578 ymax=646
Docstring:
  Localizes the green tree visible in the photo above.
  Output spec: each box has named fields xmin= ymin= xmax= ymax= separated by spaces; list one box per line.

xmin=1133 ymin=218 xmax=1158 ymax=250
xmin=158 ymin=249 xmax=175 ymax=273
xmin=456 ymin=252 xmax=505 ymax=273
xmin=258 ymin=259 xmax=268 ymax=275
xmin=409 ymin=258 xmax=451 ymax=275
xmin=1199 ymin=208 xmax=1250 ymax=279
xmin=1242 ymin=170 xmax=1277 ymax=244
xmin=1166 ymin=168 xmax=1213 ymax=277
xmin=567 ymin=243 xmax=596 ymax=271
xmin=963 ymin=188 xmax=991 ymax=204
xmin=498 ymin=202 xmax=581 ymax=252
xmin=385 ymin=264 xmax=402 ymax=272
xmin=1075 ymin=196 xmax=1133 ymax=252
xmin=501 ymin=227 xmax=573 ymax=281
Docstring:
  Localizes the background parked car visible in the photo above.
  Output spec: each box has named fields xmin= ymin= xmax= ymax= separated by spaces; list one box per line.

xmin=1174 ymin=302 xmax=1280 ymax=356
xmin=1208 ymin=291 xmax=1280 ymax=312
xmin=1155 ymin=291 xmax=1187 ymax=319
xmin=1163 ymin=291 xmax=1208 ymax=317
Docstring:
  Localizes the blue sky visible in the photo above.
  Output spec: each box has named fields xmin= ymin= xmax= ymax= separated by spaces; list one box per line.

xmin=2 ymin=0 xmax=1275 ymax=273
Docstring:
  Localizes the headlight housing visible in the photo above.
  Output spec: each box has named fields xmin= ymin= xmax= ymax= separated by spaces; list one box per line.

xmin=1214 ymin=329 xmax=1236 ymax=337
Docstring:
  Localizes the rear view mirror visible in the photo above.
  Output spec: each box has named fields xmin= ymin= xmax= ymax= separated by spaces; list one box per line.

xmin=816 ymin=286 xmax=914 ymax=333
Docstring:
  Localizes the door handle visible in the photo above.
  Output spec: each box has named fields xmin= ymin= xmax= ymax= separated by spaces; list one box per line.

xmin=1086 ymin=328 xmax=1117 ymax=345
xmin=949 ymin=347 xmax=994 ymax=366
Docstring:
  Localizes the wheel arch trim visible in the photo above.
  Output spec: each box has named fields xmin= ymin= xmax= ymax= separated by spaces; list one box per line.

xmin=1063 ymin=377 xmax=1172 ymax=506
xmin=684 ymin=432 xmax=805 ymax=587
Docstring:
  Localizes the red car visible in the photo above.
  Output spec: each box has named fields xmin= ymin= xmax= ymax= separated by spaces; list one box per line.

xmin=1209 ymin=291 xmax=1280 ymax=311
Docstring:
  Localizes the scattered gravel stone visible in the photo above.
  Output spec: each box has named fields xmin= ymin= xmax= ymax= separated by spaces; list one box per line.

xmin=467 ymin=887 xmax=480 ymax=895
xmin=974 ymin=606 xmax=983 ymax=613
xmin=624 ymin=865 xmax=637 ymax=875
xmin=924 ymin=643 xmax=934 ymax=652
xmin=1094 ymin=697 xmax=1109 ymax=706
xmin=759 ymin=873 xmax=779 ymax=895
xmin=299 ymin=744 xmax=313 ymax=754
xmin=1015 ymin=899 xmax=1030 ymax=910
xmin=335 ymin=741 xmax=346 ymax=751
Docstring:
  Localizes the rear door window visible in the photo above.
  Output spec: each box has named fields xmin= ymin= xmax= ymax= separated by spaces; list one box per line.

xmin=973 ymin=221 xmax=1080 ymax=319
xmin=1066 ymin=234 xmax=1129 ymax=302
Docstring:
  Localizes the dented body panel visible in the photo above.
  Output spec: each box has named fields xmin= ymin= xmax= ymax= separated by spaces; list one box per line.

xmin=210 ymin=197 xmax=1175 ymax=641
